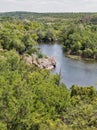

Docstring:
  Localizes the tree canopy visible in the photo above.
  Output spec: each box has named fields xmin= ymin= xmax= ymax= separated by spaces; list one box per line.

xmin=0 ymin=12 xmax=97 ymax=130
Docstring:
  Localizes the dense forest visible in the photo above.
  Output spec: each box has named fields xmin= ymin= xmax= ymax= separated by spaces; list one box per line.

xmin=0 ymin=12 xmax=97 ymax=130
xmin=1 ymin=12 xmax=97 ymax=60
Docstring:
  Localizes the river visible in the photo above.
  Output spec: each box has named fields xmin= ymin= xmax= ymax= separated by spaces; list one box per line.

xmin=39 ymin=43 xmax=97 ymax=88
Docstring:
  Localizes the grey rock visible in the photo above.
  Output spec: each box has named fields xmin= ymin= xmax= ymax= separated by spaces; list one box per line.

xmin=23 ymin=54 xmax=56 ymax=70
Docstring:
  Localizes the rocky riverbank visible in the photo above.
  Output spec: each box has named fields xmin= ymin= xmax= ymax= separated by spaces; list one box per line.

xmin=23 ymin=54 xmax=56 ymax=70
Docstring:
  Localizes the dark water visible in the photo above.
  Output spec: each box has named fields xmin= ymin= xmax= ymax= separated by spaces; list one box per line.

xmin=39 ymin=43 xmax=97 ymax=88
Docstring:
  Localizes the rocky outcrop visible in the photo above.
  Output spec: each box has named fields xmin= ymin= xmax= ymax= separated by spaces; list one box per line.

xmin=23 ymin=54 xmax=56 ymax=70
xmin=23 ymin=55 xmax=32 ymax=65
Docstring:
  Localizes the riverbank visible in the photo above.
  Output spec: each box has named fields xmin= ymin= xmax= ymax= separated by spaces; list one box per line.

xmin=66 ymin=54 xmax=97 ymax=62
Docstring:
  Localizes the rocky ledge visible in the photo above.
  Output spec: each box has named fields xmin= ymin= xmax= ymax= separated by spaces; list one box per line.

xmin=23 ymin=54 xmax=56 ymax=70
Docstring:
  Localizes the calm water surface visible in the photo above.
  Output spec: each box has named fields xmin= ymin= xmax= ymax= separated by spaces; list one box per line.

xmin=39 ymin=43 xmax=97 ymax=88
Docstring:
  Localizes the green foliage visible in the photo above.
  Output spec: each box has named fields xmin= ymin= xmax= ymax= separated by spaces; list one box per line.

xmin=63 ymin=85 xmax=97 ymax=130
xmin=0 ymin=50 xmax=71 ymax=130
xmin=0 ymin=13 xmax=97 ymax=130
xmin=70 ymin=85 xmax=96 ymax=98
xmin=62 ymin=23 xmax=97 ymax=59
xmin=0 ymin=49 xmax=97 ymax=129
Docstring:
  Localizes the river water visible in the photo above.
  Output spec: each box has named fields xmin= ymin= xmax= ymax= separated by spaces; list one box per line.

xmin=39 ymin=43 xmax=97 ymax=88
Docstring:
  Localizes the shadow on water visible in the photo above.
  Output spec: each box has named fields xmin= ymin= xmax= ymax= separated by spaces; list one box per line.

xmin=39 ymin=43 xmax=97 ymax=88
